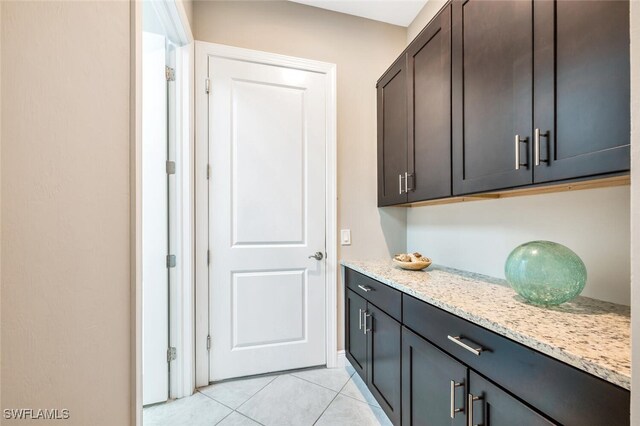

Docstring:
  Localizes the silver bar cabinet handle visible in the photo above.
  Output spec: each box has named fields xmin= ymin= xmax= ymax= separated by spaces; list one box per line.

xmin=358 ymin=308 xmax=363 ymax=330
xmin=534 ymin=128 xmax=549 ymax=166
xmin=447 ymin=335 xmax=484 ymax=356
xmin=398 ymin=174 xmax=404 ymax=194
xmin=515 ymin=135 xmax=528 ymax=170
xmin=515 ymin=135 xmax=520 ymax=170
xmin=450 ymin=380 xmax=464 ymax=419
xmin=357 ymin=284 xmax=372 ymax=292
xmin=468 ymin=393 xmax=482 ymax=426
xmin=363 ymin=312 xmax=371 ymax=335
xmin=534 ymin=128 xmax=541 ymax=166
xmin=404 ymin=172 xmax=409 ymax=193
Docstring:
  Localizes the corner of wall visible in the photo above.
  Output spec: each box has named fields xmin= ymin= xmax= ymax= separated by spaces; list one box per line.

xmin=0 ymin=0 xmax=3 ymax=413
xmin=629 ymin=0 xmax=640 ymax=423
xmin=406 ymin=0 xmax=449 ymax=45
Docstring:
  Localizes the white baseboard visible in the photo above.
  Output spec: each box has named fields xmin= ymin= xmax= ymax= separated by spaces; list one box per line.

xmin=335 ymin=350 xmax=347 ymax=368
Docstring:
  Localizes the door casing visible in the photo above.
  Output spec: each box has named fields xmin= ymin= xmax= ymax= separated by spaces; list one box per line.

xmin=194 ymin=41 xmax=338 ymax=387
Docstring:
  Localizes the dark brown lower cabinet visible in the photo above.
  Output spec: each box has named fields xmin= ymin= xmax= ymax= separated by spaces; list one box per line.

xmin=468 ymin=371 xmax=555 ymax=426
xmin=345 ymin=267 xmax=630 ymax=426
xmin=402 ymin=327 xmax=467 ymax=426
xmin=345 ymin=289 xmax=367 ymax=379
xmin=402 ymin=327 xmax=555 ymax=426
xmin=345 ymin=289 xmax=401 ymax=425
xmin=367 ymin=303 xmax=401 ymax=425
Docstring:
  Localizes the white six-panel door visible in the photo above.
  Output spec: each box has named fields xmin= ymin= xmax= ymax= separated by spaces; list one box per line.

xmin=208 ymin=55 xmax=327 ymax=381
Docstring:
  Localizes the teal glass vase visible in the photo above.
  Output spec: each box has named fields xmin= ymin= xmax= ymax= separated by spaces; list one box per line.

xmin=504 ymin=241 xmax=587 ymax=306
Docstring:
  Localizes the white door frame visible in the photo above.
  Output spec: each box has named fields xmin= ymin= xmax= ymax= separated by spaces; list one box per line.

xmin=132 ymin=0 xmax=194 ymax=422
xmin=194 ymin=41 xmax=338 ymax=387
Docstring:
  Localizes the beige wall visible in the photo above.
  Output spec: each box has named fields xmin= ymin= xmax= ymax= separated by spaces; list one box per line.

xmin=408 ymin=186 xmax=631 ymax=305
xmin=193 ymin=0 xmax=408 ymax=351
xmin=407 ymin=0 xmax=448 ymax=44
xmin=630 ymin=0 xmax=639 ymax=422
xmin=0 ymin=0 xmax=3 ymax=413
xmin=1 ymin=2 xmax=131 ymax=424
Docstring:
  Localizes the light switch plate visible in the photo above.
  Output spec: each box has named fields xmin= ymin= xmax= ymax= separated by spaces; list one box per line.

xmin=340 ymin=229 xmax=351 ymax=246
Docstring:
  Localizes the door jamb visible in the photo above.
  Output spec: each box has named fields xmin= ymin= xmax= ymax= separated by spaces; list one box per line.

xmin=132 ymin=0 xmax=194 ymax=423
xmin=194 ymin=41 xmax=338 ymax=387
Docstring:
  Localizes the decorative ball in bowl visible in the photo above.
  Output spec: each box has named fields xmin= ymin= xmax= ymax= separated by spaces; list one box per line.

xmin=393 ymin=253 xmax=432 ymax=271
xmin=504 ymin=241 xmax=587 ymax=306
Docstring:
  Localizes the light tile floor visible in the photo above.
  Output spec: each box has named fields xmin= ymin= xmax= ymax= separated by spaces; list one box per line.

xmin=143 ymin=362 xmax=392 ymax=426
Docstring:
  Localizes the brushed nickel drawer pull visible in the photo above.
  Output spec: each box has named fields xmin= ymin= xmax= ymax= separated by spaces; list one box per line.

xmin=447 ymin=335 xmax=484 ymax=356
xmin=357 ymin=284 xmax=373 ymax=292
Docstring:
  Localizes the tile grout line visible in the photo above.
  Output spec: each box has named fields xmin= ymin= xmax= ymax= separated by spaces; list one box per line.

xmin=339 ymin=372 xmax=384 ymax=409
xmin=198 ymin=374 xmax=279 ymax=413
xmin=233 ymin=410 xmax=266 ymax=426
xmin=234 ymin=374 xmax=279 ymax=412
xmin=338 ymin=391 xmax=383 ymax=409
xmin=311 ymin=370 xmax=356 ymax=425
xmin=289 ymin=371 xmax=354 ymax=393
xmin=213 ymin=409 xmax=234 ymax=426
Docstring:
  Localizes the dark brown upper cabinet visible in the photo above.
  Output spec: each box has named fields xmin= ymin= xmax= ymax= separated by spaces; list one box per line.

xmin=378 ymin=0 xmax=630 ymax=205
xmin=533 ymin=0 xmax=630 ymax=183
xmin=407 ymin=5 xmax=452 ymax=202
xmin=377 ymin=5 xmax=452 ymax=207
xmin=377 ymin=58 xmax=408 ymax=207
xmin=452 ymin=0 xmax=534 ymax=195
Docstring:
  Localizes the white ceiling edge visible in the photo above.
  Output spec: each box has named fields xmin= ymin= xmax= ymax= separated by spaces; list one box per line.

xmin=288 ymin=0 xmax=428 ymax=27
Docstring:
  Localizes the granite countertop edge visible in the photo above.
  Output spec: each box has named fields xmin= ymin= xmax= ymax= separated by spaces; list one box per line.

xmin=341 ymin=260 xmax=631 ymax=391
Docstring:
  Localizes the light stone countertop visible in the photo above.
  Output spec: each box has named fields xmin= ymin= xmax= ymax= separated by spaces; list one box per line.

xmin=341 ymin=259 xmax=631 ymax=390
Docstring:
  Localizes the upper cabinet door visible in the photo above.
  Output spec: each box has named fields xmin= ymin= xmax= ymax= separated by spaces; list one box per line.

xmin=407 ymin=5 xmax=452 ymax=202
xmin=533 ymin=0 xmax=630 ymax=183
xmin=452 ymin=0 xmax=534 ymax=195
xmin=377 ymin=58 xmax=408 ymax=206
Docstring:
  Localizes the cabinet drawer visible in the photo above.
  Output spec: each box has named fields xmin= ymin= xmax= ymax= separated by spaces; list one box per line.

xmin=403 ymin=294 xmax=629 ymax=426
xmin=345 ymin=268 xmax=401 ymax=321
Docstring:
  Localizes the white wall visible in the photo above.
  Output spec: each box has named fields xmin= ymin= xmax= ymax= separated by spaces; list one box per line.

xmin=629 ymin=0 xmax=640 ymax=422
xmin=1 ymin=2 xmax=132 ymax=424
xmin=407 ymin=186 xmax=630 ymax=305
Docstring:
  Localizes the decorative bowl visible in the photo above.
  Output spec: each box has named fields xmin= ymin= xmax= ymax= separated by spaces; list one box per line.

xmin=504 ymin=240 xmax=587 ymax=306
xmin=393 ymin=258 xmax=432 ymax=271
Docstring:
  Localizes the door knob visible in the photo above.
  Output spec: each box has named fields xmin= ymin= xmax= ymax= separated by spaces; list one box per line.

xmin=308 ymin=252 xmax=324 ymax=260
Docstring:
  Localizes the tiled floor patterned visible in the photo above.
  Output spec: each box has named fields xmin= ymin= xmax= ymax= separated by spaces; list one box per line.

xmin=143 ymin=362 xmax=392 ymax=426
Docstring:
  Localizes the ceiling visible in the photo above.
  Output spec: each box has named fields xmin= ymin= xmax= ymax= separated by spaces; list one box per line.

xmin=288 ymin=0 xmax=428 ymax=27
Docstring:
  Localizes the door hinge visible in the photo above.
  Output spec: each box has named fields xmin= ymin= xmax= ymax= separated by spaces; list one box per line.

xmin=206 ymin=164 xmax=211 ymax=180
xmin=207 ymin=249 xmax=211 ymax=265
xmin=207 ymin=335 xmax=211 ymax=350
xmin=205 ymin=78 xmax=210 ymax=94
xmin=167 ymin=346 xmax=177 ymax=362
xmin=166 ymin=160 xmax=176 ymax=175
xmin=166 ymin=254 xmax=176 ymax=268
xmin=166 ymin=66 xmax=175 ymax=82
